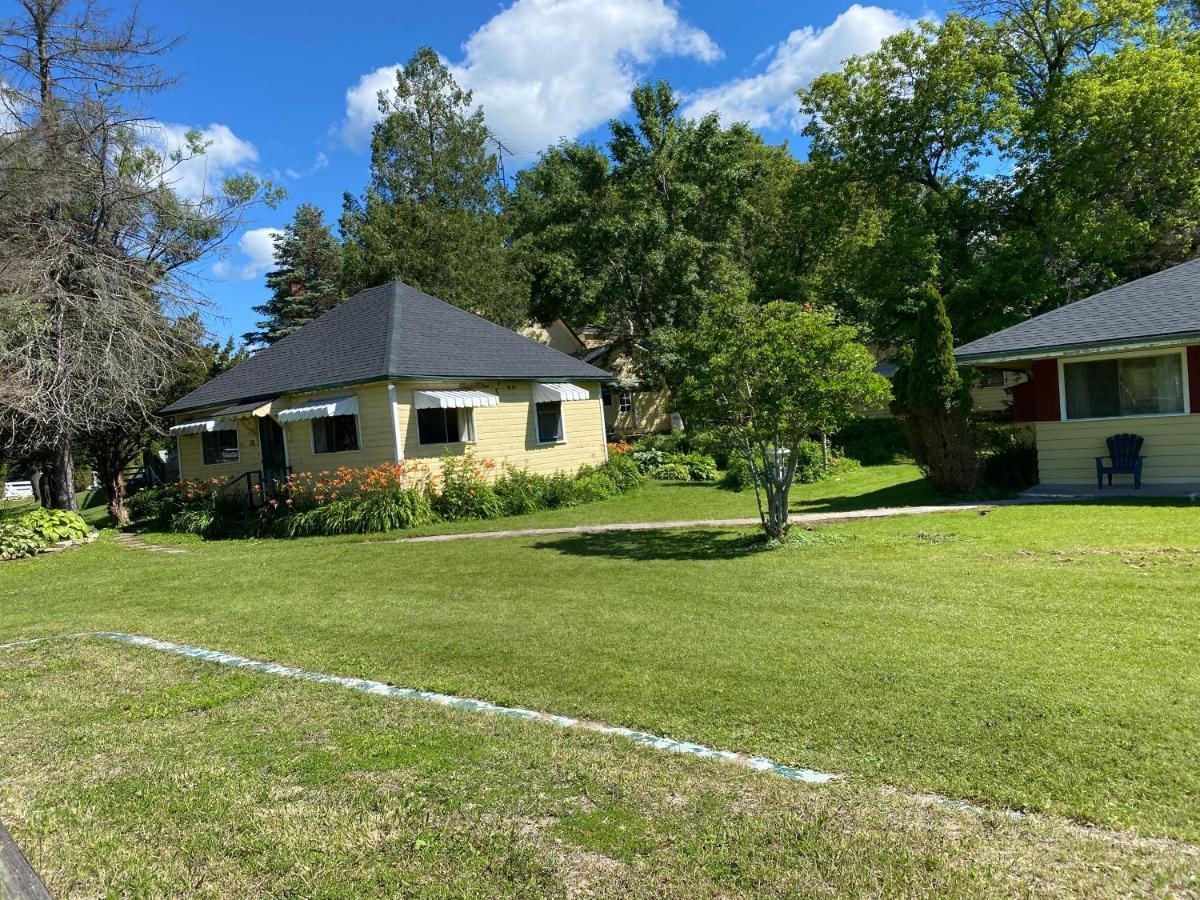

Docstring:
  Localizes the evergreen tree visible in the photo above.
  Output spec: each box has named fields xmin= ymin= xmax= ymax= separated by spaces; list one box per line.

xmin=895 ymin=285 xmax=977 ymax=492
xmin=339 ymin=48 xmax=528 ymax=327
xmin=244 ymin=204 xmax=343 ymax=347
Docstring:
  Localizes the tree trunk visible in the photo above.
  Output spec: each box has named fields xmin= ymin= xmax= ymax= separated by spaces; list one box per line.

xmin=48 ymin=439 xmax=79 ymax=511
xmin=819 ymin=432 xmax=829 ymax=467
xmin=102 ymin=467 xmax=129 ymax=525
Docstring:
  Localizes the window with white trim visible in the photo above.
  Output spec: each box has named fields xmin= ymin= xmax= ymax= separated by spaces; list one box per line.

xmin=312 ymin=414 xmax=360 ymax=453
xmin=201 ymin=429 xmax=239 ymax=464
xmin=618 ymin=392 xmax=633 ymax=412
xmin=1063 ymin=352 xmax=1185 ymax=420
xmin=535 ymin=401 xmax=564 ymax=443
xmin=418 ymin=407 xmax=473 ymax=445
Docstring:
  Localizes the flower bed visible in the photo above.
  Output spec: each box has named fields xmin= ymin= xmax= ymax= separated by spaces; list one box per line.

xmin=128 ymin=453 xmax=645 ymax=540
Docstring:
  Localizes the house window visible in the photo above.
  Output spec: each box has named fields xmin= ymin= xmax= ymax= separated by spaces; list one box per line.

xmin=201 ymin=429 xmax=239 ymax=465
xmin=1063 ymin=352 xmax=1185 ymax=420
xmin=619 ymin=392 xmax=633 ymax=413
xmin=980 ymin=369 xmax=1005 ymax=388
xmin=536 ymin=401 xmax=564 ymax=443
xmin=312 ymin=414 xmax=360 ymax=453
xmin=418 ymin=407 xmax=472 ymax=445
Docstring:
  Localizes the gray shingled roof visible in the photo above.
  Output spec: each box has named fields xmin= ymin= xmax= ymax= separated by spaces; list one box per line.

xmin=955 ymin=257 xmax=1200 ymax=363
xmin=163 ymin=282 xmax=613 ymax=414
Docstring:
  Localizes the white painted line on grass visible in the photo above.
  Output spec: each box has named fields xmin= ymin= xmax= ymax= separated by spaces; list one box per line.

xmin=0 ymin=631 xmax=838 ymax=785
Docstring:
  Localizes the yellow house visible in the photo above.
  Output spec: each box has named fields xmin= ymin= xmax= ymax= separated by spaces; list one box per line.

xmin=162 ymin=283 xmax=613 ymax=488
xmin=955 ymin=258 xmax=1200 ymax=488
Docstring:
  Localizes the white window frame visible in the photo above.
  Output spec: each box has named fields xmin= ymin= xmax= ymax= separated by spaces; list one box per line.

xmin=417 ymin=407 xmax=476 ymax=446
xmin=200 ymin=427 xmax=240 ymax=466
xmin=618 ymin=391 xmax=633 ymax=413
xmin=310 ymin=413 xmax=363 ymax=455
xmin=1057 ymin=346 xmax=1190 ymax=422
xmin=535 ymin=400 xmax=568 ymax=445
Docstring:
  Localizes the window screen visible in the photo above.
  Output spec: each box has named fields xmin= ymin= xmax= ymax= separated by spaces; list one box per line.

xmin=201 ymin=429 xmax=239 ymax=464
xmin=536 ymin=401 xmax=563 ymax=443
xmin=1064 ymin=354 xmax=1184 ymax=420
xmin=312 ymin=414 xmax=360 ymax=453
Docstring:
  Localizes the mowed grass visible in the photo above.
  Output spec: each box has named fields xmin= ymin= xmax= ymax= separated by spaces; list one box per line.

xmin=2 ymin=467 xmax=1200 ymax=893
xmin=2 ymin=641 xmax=1196 ymax=898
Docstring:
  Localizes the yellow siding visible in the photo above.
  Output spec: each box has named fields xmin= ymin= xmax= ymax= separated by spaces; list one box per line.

xmin=177 ymin=379 xmax=607 ymax=483
xmin=1036 ymin=415 xmax=1200 ymax=484
xmin=395 ymin=380 xmax=607 ymax=476
xmin=279 ymin=382 xmax=397 ymax=474
xmin=604 ymin=387 xmax=673 ymax=436
xmin=175 ymin=413 xmax=263 ymax=483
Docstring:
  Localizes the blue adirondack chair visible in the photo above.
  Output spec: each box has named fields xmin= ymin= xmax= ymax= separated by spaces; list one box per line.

xmin=1096 ymin=433 xmax=1144 ymax=489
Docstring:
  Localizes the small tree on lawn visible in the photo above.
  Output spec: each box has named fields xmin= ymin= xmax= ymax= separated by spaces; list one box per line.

xmin=661 ymin=298 xmax=890 ymax=540
xmin=894 ymin=285 xmax=977 ymax=492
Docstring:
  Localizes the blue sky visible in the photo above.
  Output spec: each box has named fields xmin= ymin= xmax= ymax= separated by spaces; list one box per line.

xmin=77 ymin=0 xmax=938 ymax=342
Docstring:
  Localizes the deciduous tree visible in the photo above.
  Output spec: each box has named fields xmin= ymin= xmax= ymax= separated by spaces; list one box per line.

xmin=658 ymin=298 xmax=889 ymax=540
xmin=0 ymin=0 xmax=279 ymax=510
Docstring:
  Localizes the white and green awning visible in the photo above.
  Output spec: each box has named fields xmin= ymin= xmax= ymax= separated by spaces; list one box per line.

xmin=413 ymin=389 xmax=499 ymax=409
xmin=275 ymin=395 xmax=359 ymax=423
xmin=533 ymin=382 xmax=590 ymax=403
xmin=169 ymin=418 xmax=238 ymax=436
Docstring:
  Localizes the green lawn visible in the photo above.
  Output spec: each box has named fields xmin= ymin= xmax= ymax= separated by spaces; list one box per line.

xmin=2 ymin=468 xmax=1199 ymax=895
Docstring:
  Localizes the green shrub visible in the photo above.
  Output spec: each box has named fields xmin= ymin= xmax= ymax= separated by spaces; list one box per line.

xmin=676 ymin=452 xmax=718 ymax=481
xmin=541 ymin=472 xmax=581 ymax=508
xmin=722 ymin=455 xmax=755 ymax=492
xmin=434 ymin=453 xmax=505 ymax=520
xmin=17 ymin=508 xmax=89 ymax=543
xmin=792 ymin=440 xmax=827 ymax=485
xmin=596 ymin=453 xmax=644 ymax=491
xmin=647 ymin=460 xmax=691 ymax=480
xmin=976 ymin=425 xmax=1039 ymax=490
xmin=0 ymin=522 xmax=47 ymax=560
xmin=571 ymin=467 xmax=619 ymax=504
xmin=632 ymin=446 xmax=718 ymax=481
xmin=832 ymin=418 xmax=910 ymax=465
xmin=493 ymin=468 xmax=551 ymax=516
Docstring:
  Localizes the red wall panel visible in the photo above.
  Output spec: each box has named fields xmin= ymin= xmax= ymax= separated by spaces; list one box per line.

xmin=1011 ymin=358 xmax=1060 ymax=422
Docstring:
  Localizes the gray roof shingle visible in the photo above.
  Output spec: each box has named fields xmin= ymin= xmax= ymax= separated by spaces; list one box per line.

xmin=163 ymin=282 xmax=612 ymax=414
xmin=954 ymin=257 xmax=1200 ymax=362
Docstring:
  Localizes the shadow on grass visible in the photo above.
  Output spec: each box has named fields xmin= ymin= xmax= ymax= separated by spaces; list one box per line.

xmin=533 ymin=528 xmax=764 ymax=562
xmin=789 ymin=479 xmax=937 ymax=513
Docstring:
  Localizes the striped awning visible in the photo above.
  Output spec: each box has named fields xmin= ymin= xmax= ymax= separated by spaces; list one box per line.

xmin=533 ymin=382 xmax=590 ymax=403
xmin=215 ymin=399 xmax=274 ymax=419
xmin=413 ymin=390 xmax=499 ymax=409
xmin=169 ymin=418 xmax=237 ymax=436
xmin=275 ymin=395 xmax=359 ymax=423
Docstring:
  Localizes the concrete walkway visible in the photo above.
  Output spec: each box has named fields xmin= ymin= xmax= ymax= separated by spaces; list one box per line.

xmin=380 ymin=502 xmax=997 ymax=544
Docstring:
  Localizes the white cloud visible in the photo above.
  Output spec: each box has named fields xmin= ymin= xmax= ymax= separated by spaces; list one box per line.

xmin=145 ymin=122 xmax=259 ymax=199
xmin=340 ymin=0 xmax=721 ymax=152
xmin=682 ymin=5 xmax=919 ymax=131
xmin=212 ymin=227 xmax=282 ymax=282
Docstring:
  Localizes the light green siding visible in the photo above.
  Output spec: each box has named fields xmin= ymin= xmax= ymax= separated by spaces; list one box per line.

xmin=1036 ymin=414 xmax=1200 ymax=484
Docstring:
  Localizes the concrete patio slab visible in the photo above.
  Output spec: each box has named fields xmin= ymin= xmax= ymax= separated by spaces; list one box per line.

xmin=1022 ymin=483 xmax=1200 ymax=501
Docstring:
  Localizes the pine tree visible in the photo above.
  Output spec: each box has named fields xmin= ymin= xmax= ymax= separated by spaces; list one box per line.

xmin=339 ymin=47 xmax=528 ymax=327
xmin=244 ymin=204 xmax=343 ymax=347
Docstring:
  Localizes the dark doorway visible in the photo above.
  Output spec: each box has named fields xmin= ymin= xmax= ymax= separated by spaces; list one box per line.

xmin=258 ymin=416 xmax=288 ymax=487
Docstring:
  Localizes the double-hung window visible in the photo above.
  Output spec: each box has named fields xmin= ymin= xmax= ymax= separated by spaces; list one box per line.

xmin=201 ymin=429 xmax=239 ymax=464
xmin=1063 ymin=352 xmax=1186 ymax=420
xmin=536 ymin=401 xmax=564 ymax=443
xmin=312 ymin=414 xmax=360 ymax=453
xmin=418 ymin=407 xmax=472 ymax=445
xmin=618 ymin=392 xmax=633 ymax=412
